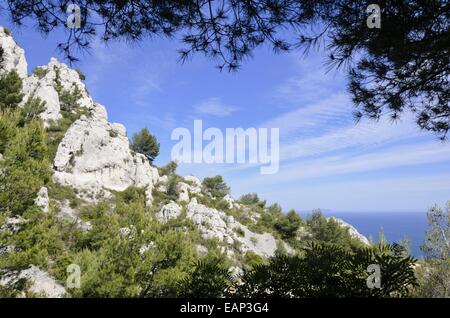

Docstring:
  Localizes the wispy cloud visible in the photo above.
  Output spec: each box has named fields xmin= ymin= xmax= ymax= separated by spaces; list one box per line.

xmin=193 ymin=97 xmax=239 ymax=117
xmin=272 ymin=53 xmax=346 ymax=106
xmin=280 ymin=115 xmax=422 ymax=161
xmin=263 ymin=93 xmax=352 ymax=137
xmin=131 ymin=76 xmax=163 ymax=106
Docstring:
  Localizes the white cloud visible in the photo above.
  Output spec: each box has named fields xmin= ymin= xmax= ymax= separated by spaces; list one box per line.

xmin=193 ymin=97 xmax=239 ymax=117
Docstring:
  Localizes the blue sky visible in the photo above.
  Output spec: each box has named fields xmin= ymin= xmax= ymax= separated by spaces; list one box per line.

xmin=4 ymin=22 xmax=450 ymax=213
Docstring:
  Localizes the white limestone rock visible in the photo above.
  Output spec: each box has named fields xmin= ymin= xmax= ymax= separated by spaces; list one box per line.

xmin=158 ymin=175 xmax=169 ymax=184
xmin=329 ymin=217 xmax=370 ymax=245
xmin=34 ymin=187 xmax=50 ymax=213
xmin=176 ymin=177 xmax=203 ymax=202
xmin=119 ymin=227 xmax=131 ymax=236
xmin=139 ymin=242 xmax=155 ymax=256
xmin=0 ymin=216 xmax=26 ymax=234
xmin=184 ymin=175 xmax=202 ymax=189
xmin=56 ymin=200 xmax=92 ymax=231
xmin=157 ymin=201 xmax=182 ymax=222
xmin=177 ymin=182 xmax=190 ymax=202
xmin=157 ymin=185 xmax=168 ymax=193
xmin=0 ymin=27 xmax=27 ymax=78
xmin=0 ymin=266 xmax=66 ymax=298
xmin=21 ymin=58 xmax=94 ymax=123
xmin=52 ymin=103 xmax=159 ymax=205
xmin=186 ymin=201 xmax=279 ymax=258
xmin=222 ymin=194 xmax=235 ymax=209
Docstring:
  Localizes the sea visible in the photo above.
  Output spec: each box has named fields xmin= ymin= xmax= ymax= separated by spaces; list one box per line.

xmin=301 ymin=211 xmax=429 ymax=258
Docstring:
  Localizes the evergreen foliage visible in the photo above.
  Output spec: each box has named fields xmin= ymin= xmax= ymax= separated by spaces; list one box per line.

xmin=131 ymin=128 xmax=160 ymax=164
xmin=415 ymin=202 xmax=450 ymax=297
xmin=202 ymin=175 xmax=230 ymax=198
xmin=177 ymin=258 xmax=233 ymax=298
xmin=0 ymin=115 xmax=51 ymax=216
xmin=0 ymin=70 xmax=23 ymax=110
xmin=4 ymin=1 xmax=448 ymax=137
xmin=158 ymin=161 xmax=178 ymax=176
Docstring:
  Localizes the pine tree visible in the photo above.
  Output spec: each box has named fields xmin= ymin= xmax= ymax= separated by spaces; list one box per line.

xmin=18 ymin=97 xmax=46 ymax=126
xmin=131 ymin=128 xmax=160 ymax=164
xmin=202 ymin=175 xmax=230 ymax=198
xmin=0 ymin=70 xmax=24 ymax=110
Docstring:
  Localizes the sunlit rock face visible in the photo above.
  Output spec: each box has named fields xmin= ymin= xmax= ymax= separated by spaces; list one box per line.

xmin=21 ymin=57 xmax=94 ymax=123
xmin=0 ymin=265 xmax=66 ymax=298
xmin=1 ymin=27 xmax=159 ymax=205
xmin=0 ymin=27 xmax=27 ymax=78
xmin=52 ymin=103 xmax=159 ymax=205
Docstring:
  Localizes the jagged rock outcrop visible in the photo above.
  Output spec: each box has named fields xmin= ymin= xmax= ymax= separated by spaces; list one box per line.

xmin=22 ymin=57 xmax=93 ymax=122
xmin=0 ymin=216 xmax=25 ymax=234
xmin=1 ymin=30 xmax=159 ymax=206
xmin=177 ymin=182 xmax=190 ymax=202
xmin=173 ymin=176 xmax=203 ymax=202
xmin=222 ymin=194 xmax=235 ymax=209
xmin=52 ymin=103 xmax=159 ymax=205
xmin=0 ymin=266 xmax=66 ymax=298
xmin=184 ymin=175 xmax=202 ymax=189
xmin=0 ymin=27 xmax=27 ymax=78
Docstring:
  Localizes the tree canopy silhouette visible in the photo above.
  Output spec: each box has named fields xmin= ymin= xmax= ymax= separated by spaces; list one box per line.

xmin=1 ymin=1 xmax=448 ymax=137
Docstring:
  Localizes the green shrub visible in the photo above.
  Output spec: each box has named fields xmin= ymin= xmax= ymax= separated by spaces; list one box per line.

xmin=75 ymin=68 xmax=86 ymax=81
xmin=202 ymin=175 xmax=229 ymax=198
xmin=108 ymin=129 xmax=118 ymax=138
xmin=0 ymin=110 xmax=19 ymax=154
xmin=59 ymin=86 xmax=82 ymax=113
xmin=176 ymin=258 xmax=233 ymax=298
xmin=0 ymin=71 xmax=24 ymax=111
xmin=235 ymin=243 xmax=417 ymax=298
xmin=215 ymin=198 xmax=230 ymax=211
xmin=48 ymin=183 xmax=83 ymax=209
xmin=32 ymin=67 xmax=48 ymax=79
xmin=274 ymin=210 xmax=303 ymax=240
xmin=19 ymin=97 xmax=46 ymax=126
xmin=167 ymin=174 xmax=181 ymax=200
xmin=239 ymin=193 xmax=266 ymax=208
xmin=3 ymin=27 xmax=12 ymax=36
xmin=243 ymin=251 xmax=264 ymax=269
xmin=234 ymin=227 xmax=245 ymax=237
xmin=158 ymin=161 xmax=178 ymax=176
